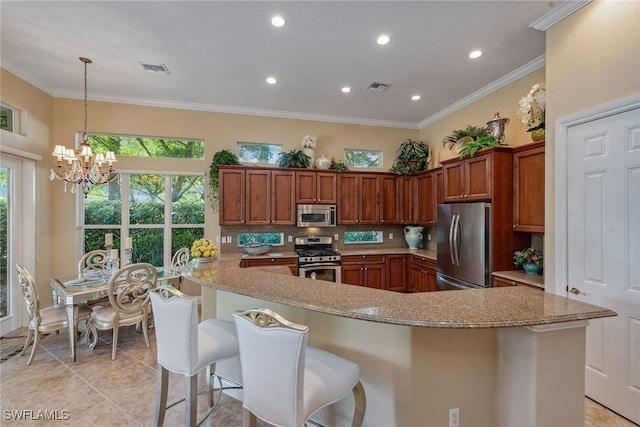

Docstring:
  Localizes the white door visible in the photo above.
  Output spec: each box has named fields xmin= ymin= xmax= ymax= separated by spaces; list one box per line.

xmin=567 ymin=106 xmax=640 ymax=423
xmin=0 ymin=155 xmax=24 ymax=336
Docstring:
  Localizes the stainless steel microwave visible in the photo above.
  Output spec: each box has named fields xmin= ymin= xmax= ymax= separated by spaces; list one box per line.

xmin=297 ymin=204 xmax=336 ymax=227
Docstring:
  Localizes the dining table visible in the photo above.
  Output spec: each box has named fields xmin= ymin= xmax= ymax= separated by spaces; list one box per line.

xmin=50 ymin=269 xmax=180 ymax=362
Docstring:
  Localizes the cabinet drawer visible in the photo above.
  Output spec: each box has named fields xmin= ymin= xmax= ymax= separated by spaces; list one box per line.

xmin=342 ymin=254 xmax=385 ymax=264
xmin=410 ymin=255 xmax=435 ymax=270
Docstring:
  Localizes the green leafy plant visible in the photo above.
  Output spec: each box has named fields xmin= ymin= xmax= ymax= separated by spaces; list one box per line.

xmin=330 ymin=157 xmax=349 ymax=173
xmin=458 ymin=136 xmax=501 ymax=159
xmin=277 ymin=149 xmax=311 ymax=168
xmin=442 ymin=125 xmax=489 ymax=150
xmin=209 ymin=149 xmax=240 ymax=211
xmin=513 ymin=247 xmax=544 ymax=269
xmin=389 ymin=139 xmax=430 ymax=175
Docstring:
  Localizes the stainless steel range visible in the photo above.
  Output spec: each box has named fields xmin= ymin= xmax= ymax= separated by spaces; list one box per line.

xmin=294 ymin=236 xmax=341 ymax=282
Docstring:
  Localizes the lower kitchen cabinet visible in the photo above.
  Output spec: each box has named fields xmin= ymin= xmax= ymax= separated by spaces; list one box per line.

xmin=341 ymin=255 xmax=385 ymax=289
xmin=239 ymin=257 xmax=298 ymax=276
xmin=492 ymin=276 xmax=518 ymax=287
xmin=386 ymin=254 xmax=408 ymax=292
xmin=409 ymin=255 xmax=437 ymax=292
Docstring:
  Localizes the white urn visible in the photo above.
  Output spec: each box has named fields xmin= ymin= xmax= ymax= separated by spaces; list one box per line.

xmin=315 ymin=155 xmax=331 ymax=169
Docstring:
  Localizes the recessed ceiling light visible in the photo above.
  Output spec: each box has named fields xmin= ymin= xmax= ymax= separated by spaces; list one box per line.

xmin=469 ymin=50 xmax=483 ymax=59
xmin=341 ymin=87 xmax=351 ymax=93
xmin=411 ymin=95 xmax=421 ymax=101
xmin=377 ymin=34 xmax=390 ymax=45
xmin=271 ymin=16 xmax=286 ymax=27
xmin=266 ymin=77 xmax=277 ymax=84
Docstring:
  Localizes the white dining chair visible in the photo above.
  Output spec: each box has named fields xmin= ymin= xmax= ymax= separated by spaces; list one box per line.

xmin=85 ymin=262 xmax=157 ymax=360
xmin=16 ymin=264 xmax=91 ymax=365
xmin=233 ymin=308 xmax=366 ymax=427
xmin=150 ymin=285 xmax=241 ymax=427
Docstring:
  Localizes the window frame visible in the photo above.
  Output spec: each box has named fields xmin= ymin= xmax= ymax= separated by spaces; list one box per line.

xmin=343 ymin=148 xmax=384 ymax=169
xmin=237 ymin=141 xmax=283 ymax=165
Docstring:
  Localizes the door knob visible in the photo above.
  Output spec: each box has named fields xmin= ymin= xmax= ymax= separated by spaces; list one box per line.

xmin=569 ymin=287 xmax=586 ymax=295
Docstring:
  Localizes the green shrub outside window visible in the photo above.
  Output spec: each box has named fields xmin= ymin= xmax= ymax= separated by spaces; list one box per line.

xmin=344 ymin=231 xmax=383 ymax=244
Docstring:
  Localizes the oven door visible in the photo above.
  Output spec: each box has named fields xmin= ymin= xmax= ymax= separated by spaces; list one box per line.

xmin=298 ymin=263 xmax=341 ymax=283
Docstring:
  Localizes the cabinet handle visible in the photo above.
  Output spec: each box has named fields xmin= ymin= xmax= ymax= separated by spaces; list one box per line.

xmin=513 ymin=224 xmax=516 ymax=229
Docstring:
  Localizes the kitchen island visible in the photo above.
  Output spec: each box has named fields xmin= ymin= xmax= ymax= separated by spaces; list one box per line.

xmin=184 ymin=254 xmax=615 ymax=427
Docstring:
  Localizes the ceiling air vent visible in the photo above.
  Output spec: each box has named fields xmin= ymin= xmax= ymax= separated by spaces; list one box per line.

xmin=367 ymin=81 xmax=392 ymax=92
xmin=140 ymin=62 xmax=170 ymax=75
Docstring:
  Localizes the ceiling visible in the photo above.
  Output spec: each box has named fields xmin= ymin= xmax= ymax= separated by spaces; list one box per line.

xmin=1 ymin=1 xmax=557 ymax=128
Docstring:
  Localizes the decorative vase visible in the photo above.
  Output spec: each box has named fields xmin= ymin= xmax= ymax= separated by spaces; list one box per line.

xmin=522 ymin=263 xmax=541 ymax=275
xmin=403 ymin=226 xmax=424 ymax=250
xmin=303 ymin=148 xmax=315 ymax=167
xmin=530 ymin=128 xmax=545 ymax=142
xmin=315 ymin=155 xmax=331 ymax=169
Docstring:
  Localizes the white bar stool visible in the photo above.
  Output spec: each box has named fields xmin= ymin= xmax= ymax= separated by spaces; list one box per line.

xmin=234 ymin=308 xmax=366 ymax=427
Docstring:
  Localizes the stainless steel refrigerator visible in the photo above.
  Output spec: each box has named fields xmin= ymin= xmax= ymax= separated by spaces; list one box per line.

xmin=436 ymin=203 xmax=492 ymax=290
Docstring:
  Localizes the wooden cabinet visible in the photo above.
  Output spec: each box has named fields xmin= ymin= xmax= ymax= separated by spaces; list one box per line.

xmin=295 ymin=171 xmax=337 ymax=204
xmin=409 ymin=255 xmax=437 ymax=292
xmin=239 ymin=257 xmax=298 ymax=276
xmin=414 ymin=170 xmax=438 ymax=225
xmin=513 ymin=141 xmax=545 ymax=232
xmin=397 ymin=176 xmax=414 ymax=224
xmin=220 ymin=167 xmax=295 ymax=226
xmin=338 ymin=173 xmax=380 ymax=224
xmin=386 ymin=254 xmax=408 ymax=292
xmin=341 ymin=255 xmax=385 ymax=289
xmin=442 ymin=152 xmax=495 ymax=202
xmin=380 ymin=175 xmax=399 ymax=224
xmin=492 ymin=276 xmax=519 ymax=287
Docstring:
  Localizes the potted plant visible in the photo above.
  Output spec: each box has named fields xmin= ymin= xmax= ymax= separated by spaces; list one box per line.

xmin=513 ymin=247 xmax=543 ymax=275
xmin=277 ymin=149 xmax=311 ymax=168
xmin=329 ymin=157 xmax=348 ymax=173
xmin=517 ymin=83 xmax=546 ymax=142
xmin=442 ymin=125 xmax=489 ymax=151
xmin=209 ymin=149 xmax=240 ymax=211
xmin=457 ymin=136 xmax=502 ymax=159
xmin=389 ymin=139 xmax=430 ymax=175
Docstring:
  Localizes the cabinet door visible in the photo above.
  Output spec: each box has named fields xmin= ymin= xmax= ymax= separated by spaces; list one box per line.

xmin=380 ymin=175 xmax=398 ymax=224
xmin=359 ymin=175 xmax=380 ymax=224
xmin=245 ymin=170 xmax=271 ymax=225
xmin=364 ymin=263 xmax=385 ymax=289
xmin=513 ymin=144 xmax=545 ymax=232
xmin=397 ymin=176 xmax=413 ymax=224
xmin=316 ymin=172 xmax=337 ymax=204
xmin=443 ymin=161 xmax=464 ymax=202
xmin=341 ymin=264 xmax=364 ymax=286
xmin=386 ymin=254 xmax=407 ymax=292
xmin=409 ymin=262 xmax=426 ymax=292
xmin=296 ymin=171 xmax=317 ymax=203
xmin=493 ymin=276 xmax=518 ymax=287
xmin=465 ymin=153 xmax=492 ymax=201
xmin=219 ymin=169 xmax=245 ymax=225
xmin=338 ymin=174 xmax=359 ymax=224
xmin=436 ymin=170 xmax=444 ymax=206
xmin=271 ymin=171 xmax=296 ymax=224
xmin=425 ymin=267 xmax=437 ymax=292
xmin=414 ymin=171 xmax=437 ymax=225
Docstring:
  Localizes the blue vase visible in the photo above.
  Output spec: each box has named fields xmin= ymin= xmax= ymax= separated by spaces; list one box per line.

xmin=523 ymin=263 xmax=541 ymax=275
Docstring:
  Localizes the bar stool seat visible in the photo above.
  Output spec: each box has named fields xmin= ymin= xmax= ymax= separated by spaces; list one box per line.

xmin=234 ymin=308 xmax=366 ymax=427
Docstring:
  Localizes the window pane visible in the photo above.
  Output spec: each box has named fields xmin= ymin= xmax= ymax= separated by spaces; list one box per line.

xmin=171 ymin=175 xmax=204 ymax=224
xmin=344 ymin=231 xmax=383 ymax=244
xmin=130 ymin=174 xmax=164 ymax=225
xmin=344 ymin=149 xmax=382 ymax=168
xmin=84 ymin=228 xmax=121 ymax=253
xmin=237 ymin=232 xmax=284 ymax=246
xmin=130 ymin=228 xmax=163 ymax=266
xmin=0 ymin=105 xmax=13 ymax=132
xmin=238 ymin=142 xmax=282 ymax=164
xmin=84 ymin=177 xmax=122 ymax=225
xmin=172 ymin=228 xmax=204 ymax=254
xmin=87 ymin=135 xmax=205 ymax=160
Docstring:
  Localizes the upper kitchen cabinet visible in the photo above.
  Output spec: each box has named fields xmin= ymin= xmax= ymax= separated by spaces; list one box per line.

xmin=413 ymin=168 xmax=441 ymax=225
xmin=295 ymin=171 xmax=337 ymax=204
xmin=512 ymin=141 xmax=545 ymax=232
xmin=338 ymin=173 xmax=380 ymax=224
xmin=380 ymin=175 xmax=399 ymax=224
xmin=397 ymin=176 xmax=414 ymax=224
xmin=219 ymin=168 xmax=245 ymax=225
xmin=441 ymin=147 xmax=512 ymax=203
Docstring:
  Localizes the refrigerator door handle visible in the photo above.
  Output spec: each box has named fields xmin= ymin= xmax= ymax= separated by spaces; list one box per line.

xmin=452 ymin=214 xmax=460 ymax=266
xmin=448 ymin=214 xmax=456 ymax=265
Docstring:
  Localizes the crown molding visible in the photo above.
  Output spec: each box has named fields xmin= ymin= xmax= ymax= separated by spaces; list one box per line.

xmin=530 ymin=0 xmax=591 ymax=31
xmin=53 ymin=90 xmax=419 ymax=130
xmin=418 ymin=55 xmax=545 ymax=129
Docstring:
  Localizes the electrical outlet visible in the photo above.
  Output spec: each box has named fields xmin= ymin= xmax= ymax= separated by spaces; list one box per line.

xmin=226 ymin=235 xmax=232 ymax=243
xmin=288 ymin=235 xmax=293 ymax=243
xmin=215 ymin=236 xmax=221 ymax=243
xmin=427 ymin=233 xmax=432 ymax=241
xmin=389 ymin=232 xmax=394 ymax=240
xmin=449 ymin=408 xmax=459 ymax=427
xmin=221 ymin=236 xmax=227 ymax=244
xmin=334 ymin=234 xmax=339 ymax=240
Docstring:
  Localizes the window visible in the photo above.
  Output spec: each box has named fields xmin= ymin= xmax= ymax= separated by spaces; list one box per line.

xmin=343 ymin=149 xmax=383 ymax=169
xmin=344 ymin=231 xmax=383 ymax=244
xmin=0 ymin=105 xmax=13 ymax=132
xmin=82 ymin=172 xmax=205 ymax=270
xmin=86 ymin=134 xmax=205 ymax=160
xmin=237 ymin=232 xmax=284 ymax=246
xmin=237 ymin=142 xmax=282 ymax=164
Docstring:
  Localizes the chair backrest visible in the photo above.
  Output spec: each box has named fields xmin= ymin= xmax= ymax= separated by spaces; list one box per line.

xmin=233 ymin=308 xmax=308 ymax=427
xmin=78 ymin=249 xmax=108 ymax=278
xmin=16 ymin=264 xmax=40 ymax=325
xmin=170 ymin=248 xmax=190 ymax=274
xmin=107 ymin=263 xmax=157 ymax=315
xmin=150 ymin=285 xmax=199 ymax=374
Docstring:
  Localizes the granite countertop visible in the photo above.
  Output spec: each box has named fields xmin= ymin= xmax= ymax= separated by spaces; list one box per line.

xmin=184 ymin=254 xmax=616 ymax=329
xmin=239 ymin=248 xmax=436 ymax=261
xmin=492 ymin=270 xmax=545 ymax=290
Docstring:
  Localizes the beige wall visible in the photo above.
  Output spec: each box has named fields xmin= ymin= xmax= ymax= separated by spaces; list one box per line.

xmin=419 ymin=67 xmax=546 ymax=165
xmin=544 ymin=0 xmax=640 ymax=290
xmin=1 ymin=69 xmax=54 ymax=300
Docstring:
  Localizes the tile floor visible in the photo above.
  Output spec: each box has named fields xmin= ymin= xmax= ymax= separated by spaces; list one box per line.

xmin=1 ymin=326 xmax=637 ymax=427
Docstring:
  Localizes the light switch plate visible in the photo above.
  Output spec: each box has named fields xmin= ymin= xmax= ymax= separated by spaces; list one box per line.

xmin=221 ymin=236 xmax=227 ymax=244
xmin=288 ymin=235 xmax=293 ymax=243
xmin=334 ymin=234 xmax=339 ymax=240
xmin=389 ymin=232 xmax=394 ymax=240
xmin=216 ymin=236 xmax=221 ymax=243
xmin=226 ymin=236 xmax=232 ymax=243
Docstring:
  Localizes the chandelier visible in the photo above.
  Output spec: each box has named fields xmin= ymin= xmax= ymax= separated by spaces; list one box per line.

xmin=50 ymin=57 xmax=117 ymax=197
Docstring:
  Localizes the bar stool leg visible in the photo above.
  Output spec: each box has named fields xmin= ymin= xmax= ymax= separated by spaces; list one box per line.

xmin=185 ymin=374 xmax=197 ymax=427
xmin=154 ymin=365 xmax=169 ymax=427
xmin=351 ymin=380 xmax=367 ymax=427
xmin=242 ymin=407 xmax=257 ymax=427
